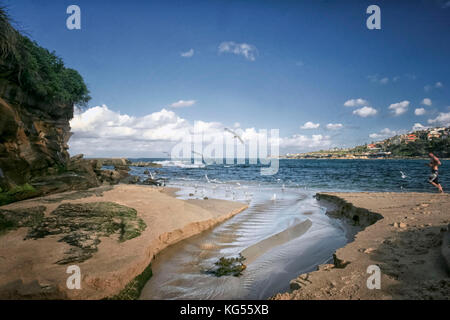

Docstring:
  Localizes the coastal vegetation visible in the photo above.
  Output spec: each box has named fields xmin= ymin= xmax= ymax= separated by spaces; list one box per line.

xmin=0 ymin=7 xmax=90 ymax=106
xmin=285 ymin=126 xmax=450 ymax=159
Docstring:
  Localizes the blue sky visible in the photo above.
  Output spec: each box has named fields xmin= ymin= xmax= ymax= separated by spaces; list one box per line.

xmin=5 ymin=0 xmax=450 ymax=157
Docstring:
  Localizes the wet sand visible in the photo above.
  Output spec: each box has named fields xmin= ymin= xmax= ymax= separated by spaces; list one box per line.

xmin=0 ymin=185 xmax=248 ymax=299
xmin=241 ymin=219 xmax=313 ymax=264
xmin=273 ymin=192 xmax=450 ymax=300
xmin=140 ymin=189 xmax=347 ymax=300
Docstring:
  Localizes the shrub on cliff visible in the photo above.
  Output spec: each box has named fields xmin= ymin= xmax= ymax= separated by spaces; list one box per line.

xmin=0 ymin=7 xmax=91 ymax=106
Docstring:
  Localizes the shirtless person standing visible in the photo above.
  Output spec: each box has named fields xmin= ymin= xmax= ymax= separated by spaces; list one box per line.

xmin=427 ymin=152 xmax=444 ymax=193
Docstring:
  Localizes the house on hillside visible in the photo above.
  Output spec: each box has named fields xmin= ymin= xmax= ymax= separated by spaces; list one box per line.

xmin=405 ymin=134 xmax=417 ymax=143
xmin=428 ymin=130 xmax=441 ymax=140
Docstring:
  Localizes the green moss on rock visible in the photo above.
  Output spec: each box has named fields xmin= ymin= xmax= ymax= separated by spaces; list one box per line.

xmin=106 ymin=263 xmax=153 ymax=300
xmin=207 ymin=255 xmax=247 ymax=277
xmin=0 ymin=206 xmax=45 ymax=235
xmin=25 ymin=202 xmax=146 ymax=264
xmin=0 ymin=183 xmax=39 ymax=206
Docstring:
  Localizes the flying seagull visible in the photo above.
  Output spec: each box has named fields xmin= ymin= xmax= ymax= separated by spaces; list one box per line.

xmin=224 ymin=128 xmax=244 ymax=144
xmin=192 ymin=150 xmax=203 ymax=157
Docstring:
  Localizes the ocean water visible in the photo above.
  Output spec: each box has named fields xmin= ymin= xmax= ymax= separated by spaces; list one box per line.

xmin=130 ymin=158 xmax=449 ymax=194
xmin=133 ymin=159 xmax=448 ymax=300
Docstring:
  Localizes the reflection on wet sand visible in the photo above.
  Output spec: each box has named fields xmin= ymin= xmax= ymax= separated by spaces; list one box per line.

xmin=140 ymin=187 xmax=347 ymax=300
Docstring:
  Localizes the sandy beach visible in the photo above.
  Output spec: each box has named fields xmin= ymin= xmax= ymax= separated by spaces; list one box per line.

xmin=274 ymin=192 xmax=450 ymax=300
xmin=0 ymin=185 xmax=248 ymax=299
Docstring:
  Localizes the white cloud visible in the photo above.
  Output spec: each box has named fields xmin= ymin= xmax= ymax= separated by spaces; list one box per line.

xmin=421 ymin=98 xmax=432 ymax=106
xmin=69 ymin=105 xmax=230 ymax=157
xmin=300 ymin=121 xmax=320 ymax=129
xmin=379 ymin=77 xmax=389 ymax=84
xmin=218 ymin=41 xmax=258 ymax=61
xmin=428 ymin=112 xmax=450 ymax=127
xmin=326 ymin=123 xmax=343 ymax=130
xmin=369 ymin=133 xmax=382 ymax=139
xmin=280 ymin=134 xmax=331 ymax=149
xmin=169 ymin=100 xmax=196 ymax=108
xmin=415 ymin=108 xmax=426 ymax=116
xmin=180 ymin=49 xmax=194 ymax=58
xmin=369 ymin=128 xmax=397 ymax=139
xmin=425 ymin=82 xmax=443 ymax=91
xmin=353 ymin=106 xmax=378 ymax=117
xmin=388 ymin=100 xmax=409 ymax=116
xmin=70 ymin=105 xmax=189 ymax=142
xmin=344 ymin=98 xmax=368 ymax=107
xmin=412 ymin=123 xmax=427 ymax=131
xmin=367 ymin=75 xmax=390 ymax=85
xmin=69 ymin=105 xmax=335 ymax=157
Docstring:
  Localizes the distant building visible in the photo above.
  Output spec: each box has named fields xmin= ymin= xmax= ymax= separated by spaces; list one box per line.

xmin=405 ymin=134 xmax=417 ymax=143
xmin=428 ymin=130 xmax=441 ymax=140
xmin=367 ymin=144 xmax=380 ymax=150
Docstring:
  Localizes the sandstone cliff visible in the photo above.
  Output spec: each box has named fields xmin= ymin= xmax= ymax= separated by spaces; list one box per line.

xmin=0 ymin=8 xmax=98 ymax=203
xmin=0 ymin=81 xmax=73 ymax=189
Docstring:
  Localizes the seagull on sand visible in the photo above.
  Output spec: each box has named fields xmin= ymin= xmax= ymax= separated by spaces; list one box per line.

xmin=224 ymin=128 xmax=244 ymax=144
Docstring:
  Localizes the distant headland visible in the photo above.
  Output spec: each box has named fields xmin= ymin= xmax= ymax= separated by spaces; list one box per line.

xmin=282 ymin=126 xmax=450 ymax=160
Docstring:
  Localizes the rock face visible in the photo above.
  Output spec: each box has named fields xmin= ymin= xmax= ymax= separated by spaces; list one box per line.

xmin=0 ymin=81 xmax=147 ymax=202
xmin=29 ymin=154 xmax=100 ymax=195
xmin=0 ymin=82 xmax=73 ymax=190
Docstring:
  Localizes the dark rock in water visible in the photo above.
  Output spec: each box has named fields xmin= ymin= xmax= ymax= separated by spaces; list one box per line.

xmin=25 ymin=202 xmax=146 ymax=264
xmin=143 ymin=169 xmax=150 ymax=175
xmin=141 ymin=177 xmax=162 ymax=186
xmin=116 ymin=169 xmax=130 ymax=180
xmin=131 ymin=161 xmax=162 ymax=168
xmin=206 ymin=255 xmax=247 ymax=277
xmin=114 ymin=164 xmax=130 ymax=172
xmin=91 ymin=158 xmax=131 ymax=170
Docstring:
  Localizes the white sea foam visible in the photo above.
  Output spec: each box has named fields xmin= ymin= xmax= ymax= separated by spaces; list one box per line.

xmin=154 ymin=160 xmax=205 ymax=168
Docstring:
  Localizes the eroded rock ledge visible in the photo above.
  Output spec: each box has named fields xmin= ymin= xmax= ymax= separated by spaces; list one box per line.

xmin=0 ymin=185 xmax=248 ymax=299
xmin=273 ymin=192 xmax=450 ymax=300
